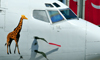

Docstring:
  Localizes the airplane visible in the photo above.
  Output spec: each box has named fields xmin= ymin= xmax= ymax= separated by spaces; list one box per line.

xmin=0 ymin=0 xmax=100 ymax=60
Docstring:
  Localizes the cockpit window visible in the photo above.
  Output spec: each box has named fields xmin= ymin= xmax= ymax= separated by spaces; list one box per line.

xmin=33 ymin=10 xmax=49 ymax=22
xmin=45 ymin=4 xmax=54 ymax=7
xmin=60 ymin=9 xmax=77 ymax=20
xmin=48 ymin=10 xmax=64 ymax=23
xmin=53 ymin=3 xmax=60 ymax=7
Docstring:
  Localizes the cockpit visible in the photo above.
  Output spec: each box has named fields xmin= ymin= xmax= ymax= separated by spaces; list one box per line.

xmin=33 ymin=2 xmax=78 ymax=24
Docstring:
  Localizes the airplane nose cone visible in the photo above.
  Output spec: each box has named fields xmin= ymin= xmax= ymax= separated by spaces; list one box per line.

xmin=86 ymin=22 xmax=100 ymax=60
xmin=68 ymin=18 xmax=100 ymax=59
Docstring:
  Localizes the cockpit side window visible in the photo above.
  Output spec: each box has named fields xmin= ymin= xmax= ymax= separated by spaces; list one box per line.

xmin=33 ymin=10 xmax=49 ymax=22
xmin=60 ymin=9 xmax=77 ymax=20
xmin=48 ymin=10 xmax=64 ymax=23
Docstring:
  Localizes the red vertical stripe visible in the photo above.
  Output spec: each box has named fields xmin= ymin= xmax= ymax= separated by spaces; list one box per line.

xmin=69 ymin=0 xmax=77 ymax=15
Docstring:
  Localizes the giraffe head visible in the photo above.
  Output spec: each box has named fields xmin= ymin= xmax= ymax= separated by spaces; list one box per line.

xmin=21 ymin=15 xmax=28 ymax=20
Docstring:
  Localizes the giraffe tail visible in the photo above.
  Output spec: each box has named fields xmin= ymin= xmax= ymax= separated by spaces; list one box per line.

xmin=5 ymin=43 xmax=7 ymax=46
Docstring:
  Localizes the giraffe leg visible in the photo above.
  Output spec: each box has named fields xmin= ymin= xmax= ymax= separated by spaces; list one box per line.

xmin=9 ymin=39 xmax=13 ymax=54
xmin=7 ymin=42 xmax=10 ymax=54
xmin=9 ymin=44 xmax=12 ymax=54
xmin=7 ymin=44 xmax=9 ymax=54
xmin=16 ymin=43 xmax=20 ymax=54
xmin=6 ymin=38 xmax=10 ymax=54
xmin=6 ymin=34 xmax=11 ymax=55
xmin=15 ymin=40 xmax=20 ymax=54
xmin=14 ymin=44 xmax=16 ymax=54
xmin=14 ymin=37 xmax=20 ymax=54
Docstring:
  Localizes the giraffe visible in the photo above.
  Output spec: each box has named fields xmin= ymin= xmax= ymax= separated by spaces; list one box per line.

xmin=5 ymin=15 xmax=28 ymax=54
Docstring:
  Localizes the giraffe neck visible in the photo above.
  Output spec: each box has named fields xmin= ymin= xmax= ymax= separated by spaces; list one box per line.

xmin=14 ymin=17 xmax=23 ymax=34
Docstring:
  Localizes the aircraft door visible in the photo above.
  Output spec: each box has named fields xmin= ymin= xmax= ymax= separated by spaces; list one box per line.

xmin=0 ymin=9 xmax=5 ymax=29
